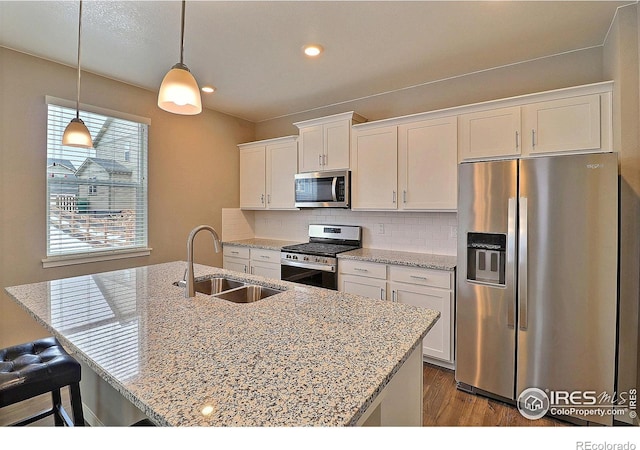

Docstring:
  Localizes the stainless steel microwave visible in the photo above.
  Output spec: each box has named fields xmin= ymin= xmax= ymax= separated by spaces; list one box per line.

xmin=294 ymin=170 xmax=350 ymax=208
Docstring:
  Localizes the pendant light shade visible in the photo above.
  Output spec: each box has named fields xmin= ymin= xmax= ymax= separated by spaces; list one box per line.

xmin=158 ymin=1 xmax=202 ymax=115
xmin=63 ymin=118 xmax=93 ymax=147
xmin=62 ymin=0 xmax=93 ymax=148
xmin=158 ymin=63 xmax=202 ymax=115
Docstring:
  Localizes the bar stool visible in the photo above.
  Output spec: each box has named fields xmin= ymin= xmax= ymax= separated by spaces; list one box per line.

xmin=0 ymin=336 xmax=85 ymax=426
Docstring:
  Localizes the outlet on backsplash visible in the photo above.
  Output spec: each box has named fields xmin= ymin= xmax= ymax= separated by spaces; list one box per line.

xmin=450 ymin=226 xmax=457 ymax=239
xmin=377 ymin=223 xmax=385 ymax=235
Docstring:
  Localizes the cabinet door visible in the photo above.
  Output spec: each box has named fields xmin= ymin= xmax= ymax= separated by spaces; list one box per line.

xmin=250 ymin=261 xmax=281 ymax=280
xmin=266 ymin=140 xmax=298 ymax=209
xmin=351 ymin=126 xmax=398 ymax=210
xmin=239 ymin=146 xmax=266 ymax=209
xmin=391 ymin=282 xmax=452 ymax=362
xmin=522 ymin=94 xmax=601 ymax=155
xmin=340 ymin=274 xmax=387 ymax=301
xmin=398 ymin=117 xmax=457 ymax=210
xmin=458 ymin=106 xmax=521 ymax=161
xmin=223 ymin=256 xmax=249 ymax=274
xmin=298 ymin=125 xmax=323 ymax=172
xmin=324 ymin=119 xmax=351 ymax=170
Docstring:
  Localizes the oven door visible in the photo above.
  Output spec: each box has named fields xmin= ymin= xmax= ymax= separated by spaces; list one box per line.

xmin=281 ymin=260 xmax=337 ymax=290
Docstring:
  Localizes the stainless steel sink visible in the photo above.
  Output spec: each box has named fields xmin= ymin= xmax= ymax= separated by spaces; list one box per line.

xmin=173 ymin=277 xmax=245 ymax=295
xmin=213 ymin=285 xmax=284 ymax=303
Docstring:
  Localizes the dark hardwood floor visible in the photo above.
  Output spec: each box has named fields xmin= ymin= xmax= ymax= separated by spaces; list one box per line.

xmin=422 ymin=363 xmax=569 ymax=426
xmin=0 ymin=363 xmax=569 ymax=427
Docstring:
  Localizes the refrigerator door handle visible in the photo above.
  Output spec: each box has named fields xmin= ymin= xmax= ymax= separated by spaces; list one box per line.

xmin=518 ymin=196 xmax=528 ymax=331
xmin=507 ymin=197 xmax=517 ymax=328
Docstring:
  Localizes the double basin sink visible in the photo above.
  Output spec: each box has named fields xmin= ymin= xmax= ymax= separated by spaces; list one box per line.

xmin=173 ymin=277 xmax=284 ymax=303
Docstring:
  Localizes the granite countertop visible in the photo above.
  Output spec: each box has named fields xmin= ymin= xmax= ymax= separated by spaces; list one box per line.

xmin=222 ymin=238 xmax=302 ymax=250
xmin=339 ymin=248 xmax=457 ymax=271
xmin=5 ymin=261 xmax=438 ymax=427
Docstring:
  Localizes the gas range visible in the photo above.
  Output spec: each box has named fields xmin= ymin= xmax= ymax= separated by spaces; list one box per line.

xmin=280 ymin=225 xmax=362 ymax=289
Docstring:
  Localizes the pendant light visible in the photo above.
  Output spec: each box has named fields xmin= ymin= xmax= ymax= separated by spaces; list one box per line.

xmin=157 ymin=0 xmax=202 ymax=115
xmin=62 ymin=0 xmax=93 ymax=148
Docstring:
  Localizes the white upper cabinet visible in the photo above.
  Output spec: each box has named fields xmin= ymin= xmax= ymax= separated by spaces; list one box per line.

xmin=351 ymin=125 xmax=398 ymax=210
xmin=351 ymin=115 xmax=458 ymax=211
xmin=521 ymin=94 xmax=601 ymax=155
xmin=457 ymin=82 xmax=612 ymax=162
xmin=458 ymin=106 xmax=522 ymax=160
xmin=266 ymin=140 xmax=298 ymax=209
xmin=239 ymin=145 xmax=267 ymax=209
xmin=295 ymin=111 xmax=366 ymax=172
xmin=238 ymin=136 xmax=298 ymax=210
xmin=398 ymin=116 xmax=457 ymax=210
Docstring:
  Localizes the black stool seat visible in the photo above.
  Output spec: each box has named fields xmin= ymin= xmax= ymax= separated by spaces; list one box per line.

xmin=0 ymin=337 xmax=84 ymax=426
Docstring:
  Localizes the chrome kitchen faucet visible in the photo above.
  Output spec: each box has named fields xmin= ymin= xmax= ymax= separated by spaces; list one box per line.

xmin=185 ymin=225 xmax=221 ymax=298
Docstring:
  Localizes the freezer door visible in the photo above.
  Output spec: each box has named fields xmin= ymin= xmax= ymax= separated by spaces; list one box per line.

xmin=456 ymin=159 xmax=518 ymax=400
xmin=517 ymin=153 xmax=618 ymax=425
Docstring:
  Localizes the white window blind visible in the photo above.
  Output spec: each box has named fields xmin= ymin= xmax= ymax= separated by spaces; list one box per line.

xmin=46 ymin=99 xmax=149 ymax=260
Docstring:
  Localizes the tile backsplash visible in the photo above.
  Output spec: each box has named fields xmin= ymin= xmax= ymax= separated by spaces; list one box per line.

xmin=254 ymin=209 xmax=458 ymax=256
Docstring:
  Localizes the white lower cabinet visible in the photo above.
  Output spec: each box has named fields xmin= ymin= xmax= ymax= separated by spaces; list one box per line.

xmin=224 ymin=257 xmax=249 ymax=274
xmin=223 ymin=245 xmax=281 ymax=280
xmin=248 ymin=248 xmax=281 ymax=278
xmin=340 ymin=274 xmax=387 ymax=301
xmin=338 ymin=259 xmax=455 ymax=368
xmin=390 ymin=282 xmax=452 ymax=362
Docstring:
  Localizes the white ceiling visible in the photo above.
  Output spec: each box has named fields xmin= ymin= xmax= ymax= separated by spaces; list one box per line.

xmin=0 ymin=1 xmax=633 ymax=123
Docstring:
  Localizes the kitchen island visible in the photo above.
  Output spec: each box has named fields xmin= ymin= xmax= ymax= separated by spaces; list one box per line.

xmin=4 ymin=262 xmax=438 ymax=426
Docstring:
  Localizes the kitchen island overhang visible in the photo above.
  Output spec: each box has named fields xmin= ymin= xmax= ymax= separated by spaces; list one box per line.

xmin=4 ymin=261 xmax=439 ymax=426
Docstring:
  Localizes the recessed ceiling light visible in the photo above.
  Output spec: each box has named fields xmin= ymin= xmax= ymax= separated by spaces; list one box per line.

xmin=303 ymin=44 xmax=323 ymax=57
xmin=201 ymin=86 xmax=216 ymax=93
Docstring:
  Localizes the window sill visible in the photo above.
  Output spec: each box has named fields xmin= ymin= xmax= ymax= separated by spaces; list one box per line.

xmin=42 ymin=248 xmax=152 ymax=268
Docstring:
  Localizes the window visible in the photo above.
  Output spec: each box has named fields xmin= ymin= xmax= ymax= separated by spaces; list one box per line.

xmin=45 ymin=97 xmax=150 ymax=266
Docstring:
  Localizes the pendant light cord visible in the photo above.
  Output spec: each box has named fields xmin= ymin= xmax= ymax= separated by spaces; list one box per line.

xmin=179 ymin=0 xmax=185 ymax=65
xmin=75 ymin=0 xmax=83 ymax=120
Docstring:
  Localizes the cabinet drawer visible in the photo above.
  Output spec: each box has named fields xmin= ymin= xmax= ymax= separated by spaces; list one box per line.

xmin=388 ymin=265 xmax=451 ymax=289
xmin=339 ymin=259 xmax=386 ymax=279
xmin=250 ymin=248 xmax=281 ymax=263
xmin=223 ymin=245 xmax=250 ymax=259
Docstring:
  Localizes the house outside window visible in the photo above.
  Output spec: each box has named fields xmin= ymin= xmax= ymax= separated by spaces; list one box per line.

xmin=44 ymin=97 xmax=150 ymax=267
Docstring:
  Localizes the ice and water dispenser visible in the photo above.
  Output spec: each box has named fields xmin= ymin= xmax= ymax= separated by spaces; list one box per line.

xmin=466 ymin=233 xmax=506 ymax=286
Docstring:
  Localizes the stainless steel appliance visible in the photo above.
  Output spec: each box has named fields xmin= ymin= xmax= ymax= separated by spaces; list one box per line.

xmin=281 ymin=224 xmax=361 ymax=289
xmin=456 ymin=152 xmax=619 ymax=426
xmin=294 ymin=170 xmax=350 ymax=208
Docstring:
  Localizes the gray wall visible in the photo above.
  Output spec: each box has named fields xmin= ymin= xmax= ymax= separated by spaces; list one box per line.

xmin=603 ymin=2 xmax=640 ymax=426
xmin=255 ymin=46 xmax=604 ymax=139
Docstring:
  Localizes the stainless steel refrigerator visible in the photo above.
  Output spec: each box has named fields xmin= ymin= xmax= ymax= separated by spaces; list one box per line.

xmin=455 ymin=152 xmax=618 ymax=425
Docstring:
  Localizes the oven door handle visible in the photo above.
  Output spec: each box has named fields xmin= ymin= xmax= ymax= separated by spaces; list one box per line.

xmin=281 ymin=259 xmax=335 ymax=273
